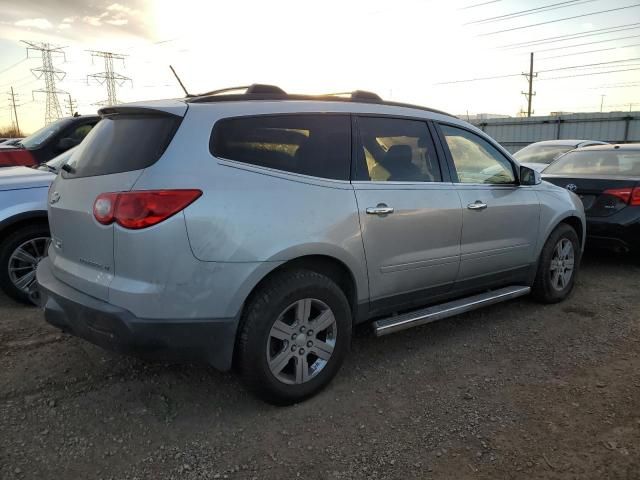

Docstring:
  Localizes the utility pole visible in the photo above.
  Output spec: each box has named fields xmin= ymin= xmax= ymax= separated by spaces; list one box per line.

xmin=64 ymin=93 xmax=77 ymax=116
xmin=600 ymin=94 xmax=606 ymax=112
xmin=21 ymin=40 xmax=67 ymax=125
xmin=521 ymin=52 xmax=536 ymax=117
xmin=87 ymin=50 xmax=131 ymax=106
xmin=8 ymin=87 xmax=20 ymax=136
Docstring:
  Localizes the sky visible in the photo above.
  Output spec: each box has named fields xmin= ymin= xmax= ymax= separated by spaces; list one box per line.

xmin=0 ymin=0 xmax=639 ymax=133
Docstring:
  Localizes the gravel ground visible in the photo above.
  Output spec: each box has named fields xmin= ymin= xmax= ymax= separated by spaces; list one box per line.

xmin=1 ymin=251 xmax=639 ymax=480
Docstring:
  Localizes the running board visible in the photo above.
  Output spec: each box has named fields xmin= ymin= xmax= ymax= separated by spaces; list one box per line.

xmin=373 ymin=285 xmax=531 ymax=337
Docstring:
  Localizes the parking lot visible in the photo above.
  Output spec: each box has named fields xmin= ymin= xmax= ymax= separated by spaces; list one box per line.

xmin=0 ymin=251 xmax=638 ymax=480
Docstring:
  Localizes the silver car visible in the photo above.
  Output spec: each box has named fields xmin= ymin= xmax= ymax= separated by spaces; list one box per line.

xmin=514 ymin=139 xmax=608 ymax=172
xmin=0 ymin=148 xmax=75 ymax=303
xmin=36 ymin=85 xmax=585 ymax=404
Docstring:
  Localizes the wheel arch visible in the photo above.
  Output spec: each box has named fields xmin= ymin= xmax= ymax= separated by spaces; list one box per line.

xmin=245 ymin=254 xmax=360 ymax=321
xmin=559 ymin=215 xmax=584 ymax=249
xmin=231 ymin=253 xmax=362 ymax=370
xmin=0 ymin=211 xmax=49 ymax=239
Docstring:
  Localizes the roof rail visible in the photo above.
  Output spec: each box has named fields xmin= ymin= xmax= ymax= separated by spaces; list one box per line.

xmin=187 ymin=83 xmax=456 ymax=118
xmin=194 ymin=84 xmax=287 ymax=98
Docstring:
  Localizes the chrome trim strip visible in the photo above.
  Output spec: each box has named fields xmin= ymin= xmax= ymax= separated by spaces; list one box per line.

xmin=373 ymin=285 xmax=531 ymax=336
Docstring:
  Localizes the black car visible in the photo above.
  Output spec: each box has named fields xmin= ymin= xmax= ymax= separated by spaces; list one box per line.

xmin=543 ymin=144 xmax=640 ymax=254
xmin=0 ymin=115 xmax=99 ymax=168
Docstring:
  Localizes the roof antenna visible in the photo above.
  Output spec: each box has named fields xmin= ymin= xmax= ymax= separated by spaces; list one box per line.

xmin=169 ymin=65 xmax=191 ymax=97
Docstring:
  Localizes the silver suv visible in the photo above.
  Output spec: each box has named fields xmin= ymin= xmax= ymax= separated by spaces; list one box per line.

xmin=36 ymin=85 xmax=585 ymax=404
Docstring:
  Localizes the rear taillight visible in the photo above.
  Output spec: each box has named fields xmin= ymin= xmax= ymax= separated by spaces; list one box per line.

xmin=93 ymin=190 xmax=202 ymax=229
xmin=604 ymin=187 xmax=640 ymax=206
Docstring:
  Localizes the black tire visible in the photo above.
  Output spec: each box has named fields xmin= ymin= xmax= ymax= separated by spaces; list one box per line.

xmin=237 ymin=269 xmax=352 ymax=405
xmin=532 ymin=223 xmax=580 ymax=304
xmin=0 ymin=223 xmax=50 ymax=305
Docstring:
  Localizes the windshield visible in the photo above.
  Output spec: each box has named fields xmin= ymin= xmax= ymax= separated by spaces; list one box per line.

xmin=544 ymin=150 xmax=640 ymax=176
xmin=20 ymin=119 xmax=69 ymax=150
xmin=514 ymin=144 xmax=574 ymax=165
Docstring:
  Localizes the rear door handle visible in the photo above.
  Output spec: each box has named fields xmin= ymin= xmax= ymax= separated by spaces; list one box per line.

xmin=467 ymin=201 xmax=487 ymax=210
xmin=366 ymin=204 xmax=394 ymax=215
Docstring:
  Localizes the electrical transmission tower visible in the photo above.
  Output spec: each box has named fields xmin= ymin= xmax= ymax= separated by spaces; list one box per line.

xmin=7 ymin=87 xmax=21 ymax=135
xmin=21 ymin=40 xmax=67 ymax=125
xmin=87 ymin=50 xmax=131 ymax=106
xmin=64 ymin=93 xmax=78 ymax=116
xmin=521 ymin=52 xmax=537 ymax=118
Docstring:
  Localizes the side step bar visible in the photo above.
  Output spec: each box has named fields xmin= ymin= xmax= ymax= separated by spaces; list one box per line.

xmin=373 ymin=285 xmax=531 ymax=337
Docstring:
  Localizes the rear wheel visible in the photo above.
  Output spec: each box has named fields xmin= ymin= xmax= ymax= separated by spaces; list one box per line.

xmin=0 ymin=224 xmax=51 ymax=305
xmin=532 ymin=223 xmax=580 ymax=303
xmin=237 ymin=269 xmax=351 ymax=405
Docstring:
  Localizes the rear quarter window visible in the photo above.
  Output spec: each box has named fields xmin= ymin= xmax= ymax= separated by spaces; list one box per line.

xmin=63 ymin=114 xmax=181 ymax=178
xmin=210 ymin=114 xmax=351 ymax=180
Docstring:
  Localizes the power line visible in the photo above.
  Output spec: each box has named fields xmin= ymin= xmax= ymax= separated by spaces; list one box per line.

xmin=589 ymin=83 xmax=640 ymax=88
xmin=499 ymin=23 xmax=640 ymax=49
xmin=538 ymin=67 xmax=640 ymax=80
xmin=540 ymin=42 xmax=640 ymax=59
xmin=460 ymin=0 xmax=501 ymax=9
xmin=537 ymin=57 xmax=640 ymax=73
xmin=434 ymin=72 xmax=522 ymax=85
xmin=533 ymin=33 xmax=640 ymax=52
xmin=0 ymin=57 xmax=27 ymax=75
xmin=466 ymin=0 xmax=596 ymax=25
xmin=436 ymin=57 xmax=640 ymax=85
xmin=478 ymin=4 xmax=640 ymax=36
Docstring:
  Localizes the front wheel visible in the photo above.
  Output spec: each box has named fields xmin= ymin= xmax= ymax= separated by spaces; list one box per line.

xmin=532 ymin=223 xmax=580 ymax=304
xmin=237 ymin=269 xmax=352 ymax=405
xmin=0 ymin=224 xmax=51 ymax=305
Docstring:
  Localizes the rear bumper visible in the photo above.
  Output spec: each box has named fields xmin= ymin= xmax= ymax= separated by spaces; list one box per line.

xmin=586 ymin=209 xmax=640 ymax=253
xmin=36 ymin=257 xmax=238 ymax=370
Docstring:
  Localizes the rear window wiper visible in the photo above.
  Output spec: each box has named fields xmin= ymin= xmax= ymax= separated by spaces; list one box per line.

xmin=61 ymin=164 xmax=76 ymax=174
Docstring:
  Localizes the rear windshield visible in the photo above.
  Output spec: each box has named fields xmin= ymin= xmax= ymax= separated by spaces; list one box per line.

xmin=544 ymin=150 xmax=640 ymax=176
xmin=513 ymin=145 xmax=573 ymax=165
xmin=62 ymin=114 xmax=181 ymax=178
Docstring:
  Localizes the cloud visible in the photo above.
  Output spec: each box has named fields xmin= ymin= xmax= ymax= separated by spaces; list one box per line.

xmin=82 ymin=16 xmax=103 ymax=27
xmin=107 ymin=3 xmax=133 ymax=14
xmin=1 ymin=1 xmax=153 ymax=42
xmin=14 ymin=18 xmax=53 ymax=29
xmin=106 ymin=18 xmax=129 ymax=26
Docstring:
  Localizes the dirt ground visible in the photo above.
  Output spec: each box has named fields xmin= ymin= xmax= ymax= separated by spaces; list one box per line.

xmin=1 ymin=250 xmax=639 ymax=480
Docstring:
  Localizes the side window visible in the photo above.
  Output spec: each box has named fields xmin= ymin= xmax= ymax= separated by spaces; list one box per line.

xmin=356 ymin=117 xmax=441 ymax=182
xmin=67 ymin=123 xmax=96 ymax=142
xmin=440 ymin=124 xmax=515 ymax=184
xmin=211 ymin=114 xmax=350 ymax=180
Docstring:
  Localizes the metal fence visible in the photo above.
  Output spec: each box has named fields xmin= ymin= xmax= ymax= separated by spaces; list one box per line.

xmin=471 ymin=112 xmax=640 ymax=153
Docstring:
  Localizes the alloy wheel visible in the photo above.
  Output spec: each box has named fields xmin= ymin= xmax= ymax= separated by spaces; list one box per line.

xmin=549 ymin=238 xmax=574 ymax=291
xmin=266 ymin=298 xmax=337 ymax=385
xmin=8 ymin=237 xmax=51 ymax=294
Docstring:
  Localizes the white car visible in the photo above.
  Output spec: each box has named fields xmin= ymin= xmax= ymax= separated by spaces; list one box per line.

xmin=514 ymin=139 xmax=608 ymax=172
xmin=0 ymin=148 xmax=75 ymax=303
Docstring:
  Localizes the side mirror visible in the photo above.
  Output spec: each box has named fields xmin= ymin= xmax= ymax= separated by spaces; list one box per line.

xmin=57 ymin=137 xmax=78 ymax=152
xmin=520 ymin=165 xmax=542 ymax=185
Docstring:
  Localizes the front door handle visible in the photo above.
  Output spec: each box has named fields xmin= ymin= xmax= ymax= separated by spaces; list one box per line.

xmin=366 ymin=204 xmax=394 ymax=215
xmin=467 ymin=201 xmax=487 ymax=210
